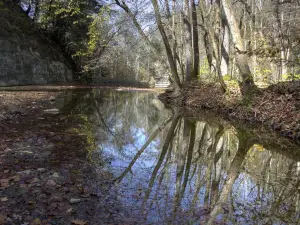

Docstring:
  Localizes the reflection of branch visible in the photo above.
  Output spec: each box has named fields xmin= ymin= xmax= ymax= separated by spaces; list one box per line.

xmin=207 ymin=132 xmax=252 ymax=224
xmin=114 ymin=117 xmax=172 ymax=183
xmin=92 ymin=100 xmax=116 ymax=138
xmin=146 ymin=142 xmax=173 ymax=220
xmin=180 ymin=121 xmax=196 ymax=201
xmin=142 ymin=115 xmax=181 ymax=211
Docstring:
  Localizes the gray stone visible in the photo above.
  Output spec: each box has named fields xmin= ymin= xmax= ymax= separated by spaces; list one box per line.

xmin=70 ymin=198 xmax=81 ymax=204
xmin=17 ymin=170 xmax=31 ymax=175
xmin=37 ymin=168 xmax=46 ymax=172
xmin=51 ymin=172 xmax=59 ymax=178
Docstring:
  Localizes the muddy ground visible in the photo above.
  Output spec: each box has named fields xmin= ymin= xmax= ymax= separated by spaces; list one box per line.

xmin=0 ymin=91 xmax=125 ymax=225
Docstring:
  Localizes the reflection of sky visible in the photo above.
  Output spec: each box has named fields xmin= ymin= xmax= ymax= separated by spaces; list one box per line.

xmin=66 ymin=90 xmax=299 ymax=224
xmin=102 ymin=127 xmax=160 ymax=169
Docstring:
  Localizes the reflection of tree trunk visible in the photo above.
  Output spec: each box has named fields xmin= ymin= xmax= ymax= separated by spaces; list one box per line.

xmin=196 ymin=123 xmax=208 ymax=159
xmin=115 ymin=117 xmax=172 ymax=182
xmin=211 ymin=142 xmax=224 ymax=206
xmin=142 ymin=115 xmax=180 ymax=210
xmin=207 ymin=131 xmax=252 ymax=224
xmin=145 ymin=142 xmax=174 ymax=220
xmin=191 ymin=163 xmax=205 ymax=208
xmin=172 ymin=119 xmax=188 ymax=220
xmin=180 ymin=120 xmax=196 ymax=198
xmin=171 ymin=120 xmax=196 ymax=222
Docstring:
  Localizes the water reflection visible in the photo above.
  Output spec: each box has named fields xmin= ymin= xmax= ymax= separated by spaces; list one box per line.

xmin=60 ymin=89 xmax=300 ymax=224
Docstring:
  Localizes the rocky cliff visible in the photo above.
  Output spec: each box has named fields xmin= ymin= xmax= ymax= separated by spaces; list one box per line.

xmin=0 ymin=0 xmax=73 ymax=86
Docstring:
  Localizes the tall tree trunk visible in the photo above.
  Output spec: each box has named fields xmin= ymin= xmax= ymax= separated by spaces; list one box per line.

xmin=221 ymin=22 xmax=230 ymax=76
xmin=115 ymin=0 xmax=182 ymax=92
xmin=191 ymin=0 xmax=199 ymax=79
xmin=221 ymin=0 xmax=256 ymax=96
xmin=199 ymin=1 xmax=226 ymax=91
xmin=152 ymin=0 xmax=182 ymax=91
xmin=183 ymin=0 xmax=193 ymax=82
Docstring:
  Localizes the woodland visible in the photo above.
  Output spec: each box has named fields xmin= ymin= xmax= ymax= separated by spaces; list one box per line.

xmin=8 ymin=0 xmax=300 ymax=87
xmin=2 ymin=0 xmax=298 ymax=138
xmin=1 ymin=1 xmax=300 ymax=224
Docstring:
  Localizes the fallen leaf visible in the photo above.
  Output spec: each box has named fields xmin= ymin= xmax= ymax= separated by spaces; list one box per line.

xmin=67 ymin=208 xmax=73 ymax=213
xmin=10 ymin=175 xmax=20 ymax=182
xmin=1 ymin=197 xmax=8 ymax=202
xmin=71 ymin=220 xmax=88 ymax=225
xmin=31 ymin=218 xmax=42 ymax=225
xmin=0 ymin=179 xmax=9 ymax=188
xmin=0 ymin=214 xmax=7 ymax=223
xmin=46 ymin=180 xmax=56 ymax=186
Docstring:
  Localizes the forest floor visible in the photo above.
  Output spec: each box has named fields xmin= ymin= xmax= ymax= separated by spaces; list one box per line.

xmin=159 ymin=80 xmax=300 ymax=142
xmin=0 ymin=91 xmax=124 ymax=225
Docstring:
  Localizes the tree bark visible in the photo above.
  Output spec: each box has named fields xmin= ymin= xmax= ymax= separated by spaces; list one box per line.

xmin=183 ymin=0 xmax=193 ymax=82
xmin=191 ymin=0 xmax=199 ymax=79
xmin=115 ymin=0 xmax=182 ymax=92
xmin=221 ymin=0 xmax=256 ymax=95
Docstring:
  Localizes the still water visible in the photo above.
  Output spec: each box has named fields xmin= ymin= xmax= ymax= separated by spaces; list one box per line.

xmin=60 ymin=89 xmax=300 ymax=224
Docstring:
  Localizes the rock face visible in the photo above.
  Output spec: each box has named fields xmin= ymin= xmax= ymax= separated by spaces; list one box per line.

xmin=0 ymin=1 xmax=73 ymax=86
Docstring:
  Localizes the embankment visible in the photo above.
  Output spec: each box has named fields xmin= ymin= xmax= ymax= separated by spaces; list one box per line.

xmin=159 ymin=81 xmax=300 ymax=142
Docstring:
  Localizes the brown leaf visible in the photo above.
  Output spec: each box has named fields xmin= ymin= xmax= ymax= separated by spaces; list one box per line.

xmin=0 ymin=214 xmax=7 ymax=224
xmin=71 ymin=220 xmax=88 ymax=225
xmin=31 ymin=218 xmax=42 ymax=225
xmin=0 ymin=179 xmax=9 ymax=188
xmin=10 ymin=175 xmax=20 ymax=182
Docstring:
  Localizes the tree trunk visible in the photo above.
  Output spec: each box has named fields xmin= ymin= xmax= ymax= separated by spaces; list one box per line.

xmin=152 ymin=0 xmax=182 ymax=91
xmin=191 ymin=0 xmax=199 ymax=79
xmin=221 ymin=0 xmax=256 ymax=95
xmin=115 ymin=0 xmax=182 ymax=92
xmin=183 ymin=0 xmax=193 ymax=82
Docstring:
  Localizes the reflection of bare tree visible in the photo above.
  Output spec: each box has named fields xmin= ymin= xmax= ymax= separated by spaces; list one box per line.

xmin=60 ymin=90 xmax=300 ymax=224
xmin=142 ymin=114 xmax=181 ymax=211
xmin=60 ymin=89 xmax=171 ymax=153
xmin=207 ymin=131 xmax=253 ymax=224
xmin=119 ymin=115 xmax=300 ymax=223
xmin=115 ymin=116 xmax=172 ymax=182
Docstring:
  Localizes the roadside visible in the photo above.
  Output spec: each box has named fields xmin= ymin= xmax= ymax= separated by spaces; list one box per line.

xmin=159 ymin=80 xmax=300 ymax=142
xmin=0 ymin=91 xmax=120 ymax=225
